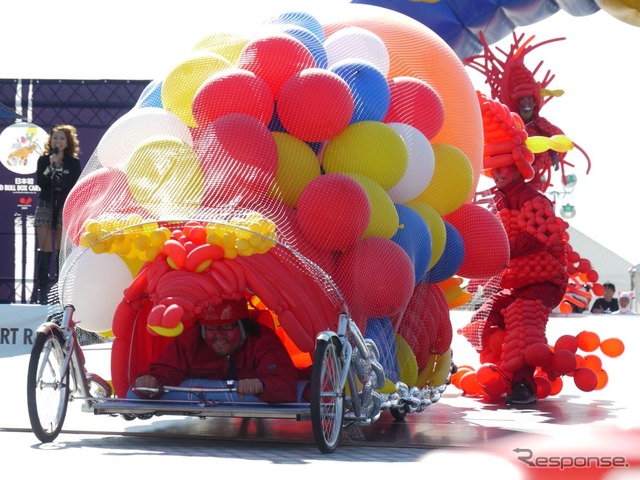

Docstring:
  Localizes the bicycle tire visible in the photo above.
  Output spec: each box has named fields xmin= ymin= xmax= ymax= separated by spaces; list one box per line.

xmin=27 ymin=327 xmax=70 ymax=443
xmin=310 ymin=337 xmax=345 ymax=453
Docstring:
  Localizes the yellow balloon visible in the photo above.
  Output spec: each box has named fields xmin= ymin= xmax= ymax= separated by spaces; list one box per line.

xmin=403 ymin=200 xmax=446 ymax=269
xmin=268 ymin=132 xmax=321 ymax=208
xmin=191 ymin=32 xmax=249 ymax=64
xmin=345 ymin=173 xmax=399 ymax=239
xmin=396 ymin=333 xmax=418 ymax=387
xmin=161 ymin=52 xmax=232 ymax=127
xmin=413 ymin=143 xmax=473 ymax=215
xmin=429 ymin=348 xmax=452 ymax=387
xmin=323 ymin=121 xmax=408 ymax=190
xmin=416 ymin=352 xmax=437 ymax=388
xmin=377 ymin=378 xmax=397 ymax=394
xmin=598 ymin=0 xmax=640 ymax=27
xmin=126 ymin=136 xmax=204 ymax=219
xmin=118 ymin=254 xmax=145 ymax=277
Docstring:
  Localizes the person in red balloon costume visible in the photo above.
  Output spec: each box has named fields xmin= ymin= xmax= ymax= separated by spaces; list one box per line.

xmin=132 ymin=297 xmax=299 ymax=403
xmin=465 ymin=32 xmax=590 ymax=193
xmin=460 ymin=92 xmax=569 ymax=404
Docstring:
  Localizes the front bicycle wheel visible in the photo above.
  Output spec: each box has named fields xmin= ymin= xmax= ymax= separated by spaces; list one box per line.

xmin=27 ymin=327 xmax=70 ymax=443
xmin=310 ymin=338 xmax=345 ymax=453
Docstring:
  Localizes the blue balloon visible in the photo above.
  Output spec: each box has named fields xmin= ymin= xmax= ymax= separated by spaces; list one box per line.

xmin=268 ymin=106 xmax=287 ymax=133
xmin=422 ymin=221 xmax=464 ymax=283
xmin=350 ymin=0 xmax=600 ymax=58
xmin=136 ymin=79 xmax=163 ymax=109
xmin=267 ymin=10 xmax=326 ymax=42
xmin=281 ymin=26 xmax=328 ymax=69
xmin=365 ymin=317 xmax=399 ymax=383
xmin=391 ymin=204 xmax=432 ymax=284
xmin=329 ymin=60 xmax=390 ymax=123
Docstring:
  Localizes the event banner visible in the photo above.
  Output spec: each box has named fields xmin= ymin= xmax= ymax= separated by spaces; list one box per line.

xmin=0 ymin=122 xmax=49 ymax=304
xmin=0 ymin=304 xmax=60 ymax=358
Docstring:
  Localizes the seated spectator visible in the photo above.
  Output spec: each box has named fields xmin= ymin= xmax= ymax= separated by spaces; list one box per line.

xmin=590 ymin=282 xmax=619 ymax=314
xmin=613 ymin=292 xmax=634 ymax=315
xmin=133 ymin=297 xmax=298 ymax=403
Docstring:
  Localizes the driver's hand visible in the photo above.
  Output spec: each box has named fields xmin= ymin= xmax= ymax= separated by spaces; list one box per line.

xmin=133 ymin=375 xmax=162 ymax=398
xmin=236 ymin=378 xmax=264 ymax=398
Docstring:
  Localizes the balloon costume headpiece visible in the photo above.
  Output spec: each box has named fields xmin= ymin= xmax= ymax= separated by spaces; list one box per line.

xmin=477 ymin=91 xmax=535 ymax=181
xmin=465 ymin=31 xmax=566 ymax=116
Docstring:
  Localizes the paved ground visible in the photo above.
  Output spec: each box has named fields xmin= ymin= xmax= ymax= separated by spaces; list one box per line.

xmin=3 ymin=311 xmax=639 ymax=479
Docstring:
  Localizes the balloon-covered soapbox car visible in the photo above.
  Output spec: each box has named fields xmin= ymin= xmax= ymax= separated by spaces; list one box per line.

xmin=25 ymin=4 xmax=486 ymax=453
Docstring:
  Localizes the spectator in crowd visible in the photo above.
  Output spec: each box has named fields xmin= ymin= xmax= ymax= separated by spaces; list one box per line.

xmin=590 ymin=282 xmax=619 ymax=314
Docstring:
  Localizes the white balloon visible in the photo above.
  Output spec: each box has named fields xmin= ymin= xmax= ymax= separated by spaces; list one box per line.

xmin=386 ymin=123 xmax=435 ymax=203
xmin=324 ymin=26 xmax=390 ymax=78
xmin=60 ymin=247 xmax=133 ymax=332
xmin=96 ymin=107 xmax=193 ymax=169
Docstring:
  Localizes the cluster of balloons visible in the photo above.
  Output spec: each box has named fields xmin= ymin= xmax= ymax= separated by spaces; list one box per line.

xmin=452 ymin=330 xmax=625 ymax=399
xmin=61 ymin=4 xmax=523 ymax=392
xmin=558 ymin=241 xmax=603 ymax=313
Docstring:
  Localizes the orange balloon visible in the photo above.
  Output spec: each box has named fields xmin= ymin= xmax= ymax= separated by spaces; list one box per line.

xmin=460 ymin=371 xmax=483 ymax=396
xmin=577 ymin=330 xmax=600 ymax=352
xmin=600 ymin=337 xmax=625 ymax=358
xmin=583 ymin=354 xmax=603 ymax=371
xmin=596 ymin=369 xmax=609 ymax=390
xmin=559 ymin=301 xmax=572 ymax=314
xmin=450 ymin=366 xmax=473 ymax=389
xmin=549 ymin=376 xmax=564 ymax=396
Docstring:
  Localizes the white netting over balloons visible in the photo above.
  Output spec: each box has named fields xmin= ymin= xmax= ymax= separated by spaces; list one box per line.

xmin=56 ymin=4 xmax=506 ymax=398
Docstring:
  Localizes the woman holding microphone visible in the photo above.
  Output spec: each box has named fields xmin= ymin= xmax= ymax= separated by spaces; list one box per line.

xmin=33 ymin=124 xmax=81 ymax=304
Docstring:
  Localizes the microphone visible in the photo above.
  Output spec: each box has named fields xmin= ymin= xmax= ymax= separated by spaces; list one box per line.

xmin=52 ymin=147 xmax=59 ymax=155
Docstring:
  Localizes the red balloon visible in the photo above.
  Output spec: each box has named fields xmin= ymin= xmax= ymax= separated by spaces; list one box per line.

xmin=444 ymin=203 xmax=509 ymax=280
xmin=192 ymin=68 xmax=274 ymax=128
xmin=552 ymin=348 xmax=577 ymax=374
xmin=238 ymin=33 xmax=316 ymax=99
xmin=524 ymin=342 xmax=553 ymax=366
xmin=399 ymin=282 xmax=450 ymax=356
xmin=63 ymin=167 xmax=149 ymax=245
xmin=195 ymin=113 xmax=278 ymax=206
xmin=383 ymin=76 xmax=445 ymax=140
xmin=573 ymin=367 xmax=598 ymax=392
xmin=277 ymin=68 xmax=354 ymax=142
xmin=591 ymin=283 xmax=604 ymax=297
xmin=488 ymin=328 xmax=505 ymax=354
xmin=586 ymin=269 xmax=599 ymax=283
xmin=554 ymin=334 xmax=578 ymax=353
xmin=296 ymin=173 xmax=370 ymax=251
xmin=476 ymin=363 xmax=508 ymax=398
xmin=336 ymin=237 xmax=415 ymax=318
xmin=534 ymin=375 xmax=552 ymax=399
xmin=549 ymin=376 xmax=563 ymax=395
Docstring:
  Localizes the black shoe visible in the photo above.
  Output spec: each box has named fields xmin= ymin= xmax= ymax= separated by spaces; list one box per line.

xmin=506 ymin=381 xmax=537 ymax=405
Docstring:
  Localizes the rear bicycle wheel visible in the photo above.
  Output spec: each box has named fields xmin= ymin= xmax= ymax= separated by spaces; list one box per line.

xmin=310 ymin=338 xmax=345 ymax=453
xmin=27 ymin=328 xmax=70 ymax=443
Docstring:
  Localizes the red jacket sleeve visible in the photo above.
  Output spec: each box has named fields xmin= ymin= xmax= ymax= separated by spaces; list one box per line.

xmin=237 ymin=325 xmax=298 ymax=403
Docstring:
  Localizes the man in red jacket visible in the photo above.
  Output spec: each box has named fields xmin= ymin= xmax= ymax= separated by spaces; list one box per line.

xmin=133 ymin=298 xmax=298 ymax=403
